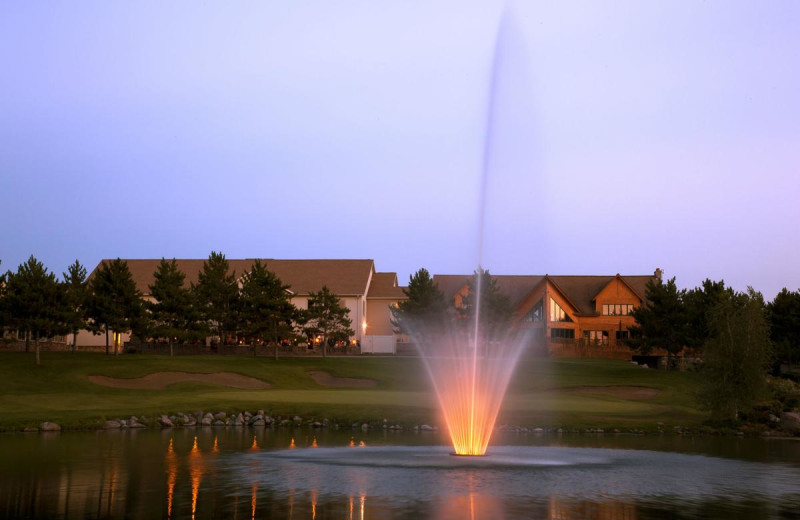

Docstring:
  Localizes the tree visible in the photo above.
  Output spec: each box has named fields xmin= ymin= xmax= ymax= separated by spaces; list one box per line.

xmin=193 ymin=252 xmax=240 ymax=352
xmin=148 ymin=259 xmax=197 ymax=357
xmin=390 ymin=268 xmax=448 ymax=336
xmin=684 ymin=279 xmax=731 ymax=354
xmin=459 ymin=267 xmax=514 ymax=340
xmin=87 ymin=259 xmax=143 ymax=355
xmin=62 ymin=260 xmax=88 ymax=354
xmin=303 ymin=286 xmax=354 ymax=358
xmin=766 ymin=288 xmax=800 ymax=372
xmin=3 ymin=256 xmax=67 ymax=365
xmin=698 ymin=288 xmax=772 ymax=421
xmin=239 ymin=260 xmax=297 ymax=359
xmin=627 ymin=277 xmax=688 ymax=365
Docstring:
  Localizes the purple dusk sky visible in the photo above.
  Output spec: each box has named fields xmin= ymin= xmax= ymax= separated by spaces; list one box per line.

xmin=1 ymin=1 xmax=799 ymax=299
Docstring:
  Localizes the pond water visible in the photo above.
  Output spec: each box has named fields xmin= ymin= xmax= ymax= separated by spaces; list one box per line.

xmin=1 ymin=428 xmax=799 ymax=519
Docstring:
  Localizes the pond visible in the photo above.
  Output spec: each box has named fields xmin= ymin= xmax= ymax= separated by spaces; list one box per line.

xmin=1 ymin=428 xmax=799 ymax=519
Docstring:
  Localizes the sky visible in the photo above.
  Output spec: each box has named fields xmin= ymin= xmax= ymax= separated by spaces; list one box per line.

xmin=1 ymin=1 xmax=799 ymax=299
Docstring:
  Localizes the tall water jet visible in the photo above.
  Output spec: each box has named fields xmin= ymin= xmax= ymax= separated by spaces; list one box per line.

xmin=400 ymin=6 xmax=536 ymax=456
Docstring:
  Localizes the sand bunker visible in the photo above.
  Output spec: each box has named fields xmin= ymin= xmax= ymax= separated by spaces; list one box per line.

xmin=308 ymin=371 xmax=377 ymax=388
xmin=88 ymin=372 xmax=270 ymax=390
xmin=555 ymin=386 xmax=661 ymax=400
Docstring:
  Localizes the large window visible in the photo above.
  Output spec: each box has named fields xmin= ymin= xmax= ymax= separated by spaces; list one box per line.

xmin=550 ymin=298 xmax=573 ymax=322
xmin=551 ymin=328 xmax=575 ymax=339
xmin=523 ymin=299 xmax=544 ymax=323
xmin=584 ymin=330 xmax=609 ymax=345
xmin=602 ymin=303 xmax=635 ymax=316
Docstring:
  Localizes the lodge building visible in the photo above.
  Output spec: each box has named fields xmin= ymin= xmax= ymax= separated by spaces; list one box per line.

xmin=434 ymin=269 xmax=663 ymax=360
xmin=52 ymin=258 xmax=664 ymax=361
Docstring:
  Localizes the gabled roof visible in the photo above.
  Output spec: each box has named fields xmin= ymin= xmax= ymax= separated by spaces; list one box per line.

xmin=433 ymin=274 xmax=545 ymax=309
xmin=367 ymin=272 xmax=406 ymax=299
xmin=91 ymin=259 xmax=376 ymax=297
xmin=434 ymin=272 xmax=657 ymax=316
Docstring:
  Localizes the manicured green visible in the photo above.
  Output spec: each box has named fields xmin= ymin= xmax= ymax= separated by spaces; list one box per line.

xmin=0 ymin=352 xmax=704 ymax=431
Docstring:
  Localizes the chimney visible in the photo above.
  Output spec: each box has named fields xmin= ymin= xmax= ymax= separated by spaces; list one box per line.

xmin=654 ymin=267 xmax=663 ymax=281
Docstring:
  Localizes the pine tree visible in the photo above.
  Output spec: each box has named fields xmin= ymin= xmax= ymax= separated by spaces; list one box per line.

xmin=62 ymin=260 xmax=88 ymax=353
xmin=460 ymin=267 xmax=514 ymax=339
xmin=148 ymin=259 xmax=195 ymax=357
xmin=390 ymin=268 xmax=447 ymax=336
xmin=4 ymin=256 xmax=67 ymax=365
xmin=627 ymin=277 xmax=688 ymax=365
xmin=767 ymin=288 xmax=800 ymax=373
xmin=193 ymin=252 xmax=240 ymax=352
xmin=87 ymin=259 xmax=143 ymax=355
xmin=239 ymin=260 xmax=297 ymax=359
xmin=303 ymin=286 xmax=354 ymax=358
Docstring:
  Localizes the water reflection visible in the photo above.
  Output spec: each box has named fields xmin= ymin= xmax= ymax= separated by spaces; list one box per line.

xmin=1 ymin=429 xmax=799 ymax=519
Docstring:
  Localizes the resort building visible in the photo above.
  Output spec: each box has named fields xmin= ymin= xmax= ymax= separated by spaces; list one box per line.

xmin=433 ymin=269 xmax=663 ymax=360
xmin=74 ymin=259 xmax=407 ymax=353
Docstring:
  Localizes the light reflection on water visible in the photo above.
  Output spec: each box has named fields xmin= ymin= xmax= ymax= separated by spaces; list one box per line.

xmin=0 ymin=428 xmax=799 ymax=519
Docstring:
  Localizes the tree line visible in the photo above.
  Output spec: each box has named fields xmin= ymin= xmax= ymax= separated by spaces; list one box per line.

xmin=0 ymin=253 xmax=354 ymax=364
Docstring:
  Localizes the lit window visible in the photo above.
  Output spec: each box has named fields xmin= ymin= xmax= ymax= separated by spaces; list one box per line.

xmin=550 ymin=298 xmax=572 ymax=322
xmin=602 ymin=304 xmax=635 ymax=316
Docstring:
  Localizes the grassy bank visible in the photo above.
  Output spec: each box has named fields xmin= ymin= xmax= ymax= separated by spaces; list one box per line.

xmin=0 ymin=352 xmax=705 ymax=431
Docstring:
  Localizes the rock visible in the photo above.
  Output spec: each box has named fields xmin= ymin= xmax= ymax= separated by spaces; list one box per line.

xmin=214 ymin=420 xmax=225 ymax=426
xmin=311 ymin=421 xmax=322 ymax=428
xmin=214 ymin=412 xmax=227 ymax=421
xmin=201 ymin=417 xmax=213 ymax=426
xmin=361 ymin=423 xmax=369 ymax=432
xmin=257 ymin=409 xmax=265 ymax=416
xmin=39 ymin=422 xmax=61 ymax=432
xmin=244 ymin=411 xmax=252 ymax=418
xmin=129 ymin=416 xmax=139 ymax=423
xmin=185 ymin=419 xmax=197 ymax=427
xmin=293 ymin=415 xmax=302 ymax=422
xmin=264 ymin=416 xmax=274 ymax=425
xmin=251 ymin=417 xmax=265 ymax=427
xmin=420 ymin=424 xmax=434 ymax=431
xmin=129 ymin=420 xmax=146 ymax=429
xmin=104 ymin=420 xmax=121 ymax=429
xmin=234 ymin=413 xmax=244 ymax=426
xmin=533 ymin=428 xmax=544 ymax=433
xmin=23 ymin=427 xmax=39 ymax=432
xmin=280 ymin=419 xmax=292 ymax=427
xmin=159 ymin=416 xmax=174 ymax=428
xmin=781 ymin=412 xmax=800 ymax=433
xmin=769 ymin=414 xmax=780 ymax=423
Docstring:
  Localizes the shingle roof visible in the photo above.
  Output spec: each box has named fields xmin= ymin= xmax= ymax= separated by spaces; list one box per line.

xmin=433 ymin=274 xmax=545 ymax=308
xmin=90 ymin=259 xmax=375 ymax=296
xmin=433 ymin=273 xmax=657 ymax=316
xmin=367 ymin=272 xmax=406 ymax=299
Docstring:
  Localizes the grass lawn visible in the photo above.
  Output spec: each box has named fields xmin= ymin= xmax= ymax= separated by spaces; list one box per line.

xmin=0 ymin=352 xmax=705 ymax=431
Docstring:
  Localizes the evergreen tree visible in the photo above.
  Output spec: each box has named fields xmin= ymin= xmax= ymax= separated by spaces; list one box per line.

xmin=390 ymin=268 xmax=448 ymax=336
xmin=627 ymin=277 xmax=688 ymax=365
xmin=684 ymin=279 xmax=731 ymax=354
xmin=303 ymin=286 xmax=354 ymax=358
xmin=766 ymin=288 xmax=800 ymax=372
xmin=62 ymin=260 xmax=88 ymax=354
xmin=460 ymin=267 xmax=514 ymax=339
xmin=193 ymin=252 xmax=240 ymax=352
xmin=698 ymin=288 xmax=772 ymax=421
xmin=240 ymin=260 xmax=297 ymax=359
xmin=148 ymin=259 xmax=196 ymax=357
xmin=4 ymin=256 xmax=67 ymax=365
xmin=87 ymin=259 xmax=143 ymax=355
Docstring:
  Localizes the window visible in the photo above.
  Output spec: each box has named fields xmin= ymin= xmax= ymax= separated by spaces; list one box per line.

xmin=523 ymin=299 xmax=543 ymax=323
xmin=615 ymin=330 xmax=629 ymax=340
xmin=584 ymin=330 xmax=609 ymax=344
xmin=602 ymin=304 xmax=635 ymax=316
xmin=550 ymin=298 xmax=573 ymax=322
xmin=307 ymin=299 xmax=315 ymax=309
xmin=551 ymin=328 xmax=575 ymax=339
